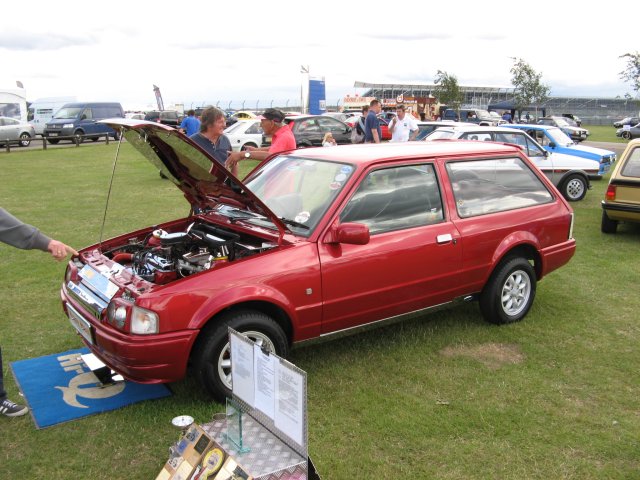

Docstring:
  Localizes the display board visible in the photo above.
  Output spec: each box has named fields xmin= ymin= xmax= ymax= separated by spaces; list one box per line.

xmin=229 ymin=328 xmax=307 ymax=458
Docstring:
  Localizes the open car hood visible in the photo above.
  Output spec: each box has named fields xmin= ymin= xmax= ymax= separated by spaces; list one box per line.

xmin=101 ymin=118 xmax=287 ymax=236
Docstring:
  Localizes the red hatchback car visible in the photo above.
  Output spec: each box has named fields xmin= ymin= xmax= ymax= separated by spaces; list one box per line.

xmin=61 ymin=120 xmax=576 ymax=401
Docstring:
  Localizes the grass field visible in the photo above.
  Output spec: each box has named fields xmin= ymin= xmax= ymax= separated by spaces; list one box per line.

xmin=1 ymin=141 xmax=638 ymax=479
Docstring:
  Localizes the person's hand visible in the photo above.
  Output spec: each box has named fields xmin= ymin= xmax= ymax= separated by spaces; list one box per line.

xmin=225 ymin=151 xmax=241 ymax=171
xmin=244 ymin=145 xmax=256 ymax=152
xmin=47 ymin=239 xmax=78 ymax=261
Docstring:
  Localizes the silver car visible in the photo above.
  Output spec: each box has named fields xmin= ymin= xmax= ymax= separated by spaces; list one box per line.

xmin=0 ymin=116 xmax=35 ymax=147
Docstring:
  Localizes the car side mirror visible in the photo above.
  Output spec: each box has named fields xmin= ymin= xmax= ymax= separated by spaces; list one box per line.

xmin=324 ymin=222 xmax=370 ymax=245
xmin=548 ymin=142 xmax=556 ymax=148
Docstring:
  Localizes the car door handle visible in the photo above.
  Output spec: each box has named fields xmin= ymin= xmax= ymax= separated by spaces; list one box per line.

xmin=436 ymin=233 xmax=454 ymax=244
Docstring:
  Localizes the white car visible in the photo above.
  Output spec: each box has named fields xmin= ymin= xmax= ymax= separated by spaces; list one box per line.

xmin=0 ymin=116 xmax=36 ymax=147
xmin=424 ymin=125 xmax=599 ymax=201
xmin=224 ymin=119 xmax=264 ymax=152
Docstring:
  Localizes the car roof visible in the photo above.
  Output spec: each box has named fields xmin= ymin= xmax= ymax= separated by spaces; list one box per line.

xmin=506 ymin=124 xmax=556 ymax=130
xmin=283 ymin=140 xmax=521 ymax=166
xmin=432 ymin=125 xmax=524 ymax=134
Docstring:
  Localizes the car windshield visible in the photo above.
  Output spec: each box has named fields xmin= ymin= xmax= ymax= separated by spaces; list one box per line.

xmin=224 ymin=121 xmax=250 ymax=133
xmin=53 ymin=107 xmax=82 ymax=119
xmin=475 ymin=109 xmax=492 ymax=119
xmin=546 ymin=127 xmax=574 ymax=146
xmin=554 ymin=117 xmax=571 ymax=127
xmin=424 ymin=129 xmax=456 ymax=140
xmin=242 ymin=155 xmax=355 ymax=236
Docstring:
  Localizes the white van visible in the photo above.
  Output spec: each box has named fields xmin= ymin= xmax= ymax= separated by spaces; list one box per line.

xmin=28 ymin=97 xmax=76 ymax=135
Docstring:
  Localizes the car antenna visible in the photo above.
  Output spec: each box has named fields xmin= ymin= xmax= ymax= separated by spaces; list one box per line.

xmin=99 ymin=127 xmax=125 ymax=250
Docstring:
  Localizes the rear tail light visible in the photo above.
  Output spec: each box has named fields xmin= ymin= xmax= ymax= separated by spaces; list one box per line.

xmin=605 ymin=185 xmax=617 ymax=201
xmin=569 ymin=212 xmax=575 ymax=240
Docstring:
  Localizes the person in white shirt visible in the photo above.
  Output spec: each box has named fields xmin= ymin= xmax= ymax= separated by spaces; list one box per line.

xmin=388 ymin=105 xmax=418 ymax=142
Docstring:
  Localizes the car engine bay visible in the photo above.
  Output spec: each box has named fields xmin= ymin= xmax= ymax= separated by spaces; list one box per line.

xmin=101 ymin=221 xmax=276 ymax=285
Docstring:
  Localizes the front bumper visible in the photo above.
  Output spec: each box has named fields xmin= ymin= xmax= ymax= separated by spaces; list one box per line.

xmin=61 ymin=284 xmax=199 ymax=384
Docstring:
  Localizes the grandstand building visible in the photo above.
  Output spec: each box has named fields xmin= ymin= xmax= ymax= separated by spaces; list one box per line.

xmin=354 ymin=81 xmax=638 ymax=125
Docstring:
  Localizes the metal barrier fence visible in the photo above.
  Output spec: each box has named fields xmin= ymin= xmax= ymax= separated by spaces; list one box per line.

xmin=2 ymin=133 xmax=114 ymax=153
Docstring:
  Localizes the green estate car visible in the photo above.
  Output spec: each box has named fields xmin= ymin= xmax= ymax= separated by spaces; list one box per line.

xmin=601 ymin=138 xmax=640 ymax=233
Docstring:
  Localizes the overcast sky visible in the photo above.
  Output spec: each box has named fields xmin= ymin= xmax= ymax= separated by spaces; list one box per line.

xmin=2 ymin=1 xmax=638 ymax=111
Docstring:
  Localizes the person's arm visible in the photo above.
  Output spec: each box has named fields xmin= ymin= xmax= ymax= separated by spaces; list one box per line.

xmin=372 ymin=129 xmax=380 ymax=143
xmin=388 ymin=117 xmax=396 ymax=134
xmin=225 ymin=149 xmax=270 ymax=172
xmin=0 ymin=208 xmax=77 ymax=260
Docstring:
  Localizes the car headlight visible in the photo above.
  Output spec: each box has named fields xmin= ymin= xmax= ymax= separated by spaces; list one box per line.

xmin=63 ymin=123 xmax=74 ymax=128
xmin=131 ymin=305 xmax=159 ymax=335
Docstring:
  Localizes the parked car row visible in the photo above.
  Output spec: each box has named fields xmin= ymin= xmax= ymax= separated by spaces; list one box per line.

xmin=144 ymin=110 xmax=183 ymax=127
xmin=613 ymin=116 xmax=639 ymax=128
xmin=537 ymin=116 xmax=590 ymax=142
xmin=62 ymin=119 xmax=577 ymax=400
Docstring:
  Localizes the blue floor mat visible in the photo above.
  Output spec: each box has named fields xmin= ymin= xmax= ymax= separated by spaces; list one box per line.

xmin=10 ymin=347 xmax=171 ymax=429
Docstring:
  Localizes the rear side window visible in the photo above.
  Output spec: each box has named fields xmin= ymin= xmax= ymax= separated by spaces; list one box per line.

xmin=621 ymin=147 xmax=640 ymax=178
xmin=340 ymin=164 xmax=444 ymax=234
xmin=94 ymin=106 xmax=123 ymax=118
xmin=447 ymin=157 xmax=553 ymax=218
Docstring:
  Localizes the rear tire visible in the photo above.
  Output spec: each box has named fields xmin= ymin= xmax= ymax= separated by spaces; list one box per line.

xmin=560 ymin=174 xmax=587 ymax=202
xmin=600 ymin=210 xmax=618 ymax=234
xmin=192 ymin=310 xmax=288 ymax=401
xmin=480 ymin=257 xmax=536 ymax=325
xmin=19 ymin=132 xmax=31 ymax=147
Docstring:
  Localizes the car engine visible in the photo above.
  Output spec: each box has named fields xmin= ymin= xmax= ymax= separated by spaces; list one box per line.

xmin=104 ymin=221 xmax=274 ymax=285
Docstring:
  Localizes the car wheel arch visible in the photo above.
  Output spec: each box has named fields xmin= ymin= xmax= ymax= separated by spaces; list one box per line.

xmin=486 ymin=241 xmax=541 ymax=284
xmin=190 ymin=307 xmax=290 ymax=400
xmin=241 ymin=142 xmax=258 ymax=150
xmin=187 ymin=291 xmax=295 ymax=342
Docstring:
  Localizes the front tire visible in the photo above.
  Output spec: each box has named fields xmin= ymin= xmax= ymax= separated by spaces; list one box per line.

xmin=47 ymin=138 xmax=60 ymax=145
xmin=601 ymin=210 xmax=618 ymax=234
xmin=192 ymin=310 xmax=288 ymax=401
xmin=480 ymin=257 xmax=536 ymax=325
xmin=73 ymin=130 xmax=84 ymax=144
xmin=622 ymin=131 xmax=631 ymax=140
xmin=560 ymin=174 xmax=587 ymax=202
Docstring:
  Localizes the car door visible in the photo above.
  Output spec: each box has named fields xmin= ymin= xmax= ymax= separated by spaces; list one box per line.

xmin=294 ymin=118 xmax=322 ymax=146
xmin=78 ymin=107 xmax=98 ymax=136
xmin=317 ymin=116 xmax=350 ymax=144
xmin=492 ymin=130 xmax=558 ymax=184
xmin=318 ymin=163 xmax=463 ymax=334
xmin=0 ymin=117 xmax=20 ymax=142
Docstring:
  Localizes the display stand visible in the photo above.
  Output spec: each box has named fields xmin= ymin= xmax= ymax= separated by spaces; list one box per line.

xmin=157 ymin=329 xmax=319 ymax=480
xmin=203 ymin=328 xmax=315 ymax=480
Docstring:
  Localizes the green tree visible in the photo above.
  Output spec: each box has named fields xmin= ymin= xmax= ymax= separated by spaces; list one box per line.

xmin=619 ymin=51 xmax=640 ymax=98
xmin=510 ymin=58 xmax=550 ymax=119
xmin=433 ymin=70 xmax=464 ymax=118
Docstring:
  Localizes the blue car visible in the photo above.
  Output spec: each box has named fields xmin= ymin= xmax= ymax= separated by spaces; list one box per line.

xmin=504 ymin=124 xmax=615 ymax=177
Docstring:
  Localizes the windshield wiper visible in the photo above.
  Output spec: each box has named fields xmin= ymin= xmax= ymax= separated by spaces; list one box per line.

xmin=221 ymin=208 xmax=265 ymax=222
xmin=279 ymin=217 xmax=310 ymax=230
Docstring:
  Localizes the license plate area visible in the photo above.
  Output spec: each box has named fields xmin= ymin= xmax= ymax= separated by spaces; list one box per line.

xmin=67 ymin=303 xmax=94 ymax=345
